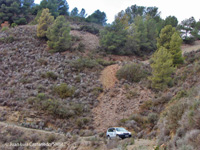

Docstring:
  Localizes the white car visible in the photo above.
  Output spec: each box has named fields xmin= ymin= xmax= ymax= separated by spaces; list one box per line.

xmin=106 ymin=127 xmax=132 ymax=139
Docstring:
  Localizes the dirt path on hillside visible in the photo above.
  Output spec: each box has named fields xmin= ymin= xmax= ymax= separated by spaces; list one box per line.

xmin=93 ymin=64 xmax=120 ymax=131
xmin=181 ymin=40 xmax=200 ymax=54
xmin=92 ymin=64 xmax=153 ymax=132
xmin=0 ymin=121 xmax=65 ymax=136
xmin=100 ymin=64 xmax=120 ymax=90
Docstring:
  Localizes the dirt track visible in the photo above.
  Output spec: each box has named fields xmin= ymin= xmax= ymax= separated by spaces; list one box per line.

xmin=0 ymin=121 xmax=65 ymax=136
xmin=92 ymin=64 xmax=153 ymax=132
xmin=100 ymin=64 xmax=120 ymax=90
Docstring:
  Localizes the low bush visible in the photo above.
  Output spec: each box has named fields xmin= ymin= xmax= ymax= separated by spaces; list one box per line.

xmin=126 ymin=90 xmax=139 ymax=99
xmin=27 ymin=94 xmax=84 ymax=119
xmin=71 ymin=57 xmax=100 ymax=71
xmin=19 ymin=78 xmax=31 ymax=84
xmin=76 ymin=117 xmax=90 ymax=128
xmin=96 ymin=58 xmax=115 ymax=66
xmin=77 ymin=42 xmax=85 ymax=52
xmin=41 ymin=71 xmax=58 ymax=80
xmin=119 ymin=138 xmax=135 ymax=149
xmin=193 ymin=60 xmax=200 ymax=73
xmin=148 ymin=113 xmax=159 ymax=125
xmin=158 ymin=86 xmax=200 ymax=148
xmin=174 ymin=90 xmax=188 ymax=101
xmin=140 ymin=100 xmax=153 ymax=110
xmin=53 ymin=83 xmax=75 ymax=99
xmin=71 ymin=35 xmax=81 ymax=42
xmin=153 ymin=93 xmax=173 ymax=106
xmin=116 ymin=63 xmax=148 ymax=82
xmin=170 ymin=130 xmax=200 ymax=150
xmin=15 ymin=18 xmax=27 ymax=25
xmin=129 ymin=114 xmax=147 ymax=125
xmin=87 ymin=136 xmax=101 ymax=148
xmin=0 ymin=36 xmax=15 ymax=43
xmin=71 ymin=103 xmax=85 ymax=115
xmin=38 ymin=58 xmax=48 ymax=66
xmin=74 ymin=75 xmax=81 ymax=83
xmin=1 ymin=26 xmax=9 ymax=32
xmin=92 ymin=86 xmax=103 ymax=95
xmin=181 ymin=100 xmax=200 ymax=130
xmin=37 ymin=93 xmax=47 ymax=100
xmin=80 ymin=25 xmax=99 ymax=35
xmin=166 ymin=102 xmax=188 ymax=131
xmin=47 ymin=134 xmax=56 ymax=143
xmin=11 ymin=23 xmax=17 ymax=28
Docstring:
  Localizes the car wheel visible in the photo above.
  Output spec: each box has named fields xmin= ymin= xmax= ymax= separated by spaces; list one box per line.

xmin=107 ymin=135 xmax=111 ymax=140
xmin=116 ymin=135 xmax=121 ymax=140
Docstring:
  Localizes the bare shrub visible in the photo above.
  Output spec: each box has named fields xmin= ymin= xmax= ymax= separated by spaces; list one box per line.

xmin=166 ymin=102 xmax=188 ymax=131
xmin=47 ymin=134 xmax=56 ymax=143
xmin=148 ymin=113 xmax=159 ymax=125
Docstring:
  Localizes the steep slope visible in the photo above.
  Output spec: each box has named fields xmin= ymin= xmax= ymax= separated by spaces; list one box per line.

xmin=1 ymin=24 xmax=200 ymax=150
xmin=93 ymin=64 xmax=154 ymax=132
xmin=0 ymin=25 xmax=102 ymax=134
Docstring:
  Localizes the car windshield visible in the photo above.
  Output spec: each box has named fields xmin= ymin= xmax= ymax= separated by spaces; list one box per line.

xmin=116 ymin=128 xmax=127 ymax=132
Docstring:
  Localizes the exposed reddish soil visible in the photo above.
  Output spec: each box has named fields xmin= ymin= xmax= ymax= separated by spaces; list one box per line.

xmin=99 ymin=64 xmax=120 ymax=90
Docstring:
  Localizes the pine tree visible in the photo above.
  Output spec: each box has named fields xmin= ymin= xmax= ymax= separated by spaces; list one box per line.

xmin=70 ymin=7 xmax=79 ymax=17
xmin=40 ymin=0 xmax=69 ymax=17
xmin=134 ymin=16 xmax=149 ymax=51
xmin=57 ymin=0 xmax=69 ymax=15
xmin=157 ymin=25 xmax=176 ymax=50
xmin=0 ymin=0 xmax=21 ymax=24
xmin=123 ymin=15 xmax=157 ymax=55
xmin=0 ymin=0 xmax=34 ymax=24
xmin=46 ymin=0 xmax=59 ymax=17
xmin=145 ymin=16 xmax=157 ymax=51
xmin=37 ymin=8 xmax=54 ymax=38
xmin=124 ymin=24 xmax=140 ymax=55
xmin=163 ymin=16 xmax=178 ymax=27
xmin=100 ymin=19 xmax=127 ymax=54
xmin=47 ymin=16 xmax=71 ymax=52
xmin=86 ymin=10 xmax=107 ymax=25
xmin=157 ymin=25 xmax=184 ymax=66
xmin=21 ymin=0 xmax=34 ymax=16
xmin=169 ymin=32 xmax=184 ymax=65
xmin=149 ymin=47 xmax=175 ymax=90
xmin=79 ymin=8 xmax=87 ymax=18
xmin=115 ymin=11 xmax=129 ymax=28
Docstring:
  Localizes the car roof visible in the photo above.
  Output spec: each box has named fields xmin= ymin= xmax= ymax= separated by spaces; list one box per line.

xmin=107 ymin=127 xmax=125 ymax=129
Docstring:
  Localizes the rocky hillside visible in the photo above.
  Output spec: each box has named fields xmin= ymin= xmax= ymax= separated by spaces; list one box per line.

xmin=0 ymin=25 xmax=103 ymax=132
xmin=1 ymin=24 xmax=200 ymax=150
